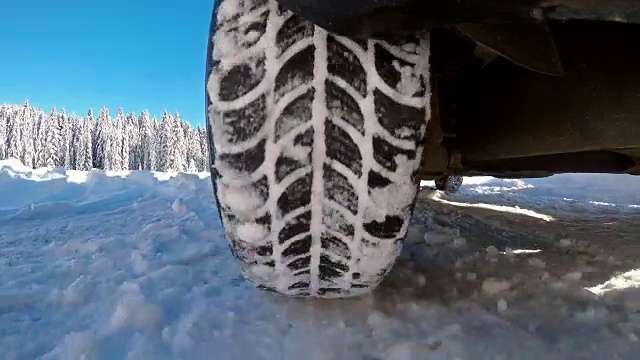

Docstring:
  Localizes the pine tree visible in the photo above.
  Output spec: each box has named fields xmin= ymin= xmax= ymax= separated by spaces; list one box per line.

xmin=6 ymin=101 xmax=26 ymax=161
xmin=138 ymin=110 xmax=153 ymax=171
xmin=37 ymin=107 xmax=56 ymax=167
xmin=103 ymin=117 xmax=116 ymax=171
xmin=0 ymin=104 xmax=8 ymax=160
xmin=94 ymin=107 xmax=111 ymax=170
xmin=32 ymin=111 xmax=46 ymax=168
xmin=67 ymin=114 xmax=81 ymax=169
xmin=127 ymin=111 xmax=140 ymax=170
xmin=87 ymin=108 xmax=99 ymax=168
xmin=77 ymin=120 xmax=93 ymax=171
xmin=157 ymin=110 xmax=172 ymax=172
xmin=56 ymin=108 xmax=71 ymax=167
xmin=112 ymin=108 xmax=127 ymax=170
xmin=21 ymin=105 xmax=36 ymax=168
xmin=151 ymin=115 xmax=159 ymax=171
xmin=173 ymin=112 xmax=186 ymax=172
xmin=197 ymin=125 xmax=209 ymax=172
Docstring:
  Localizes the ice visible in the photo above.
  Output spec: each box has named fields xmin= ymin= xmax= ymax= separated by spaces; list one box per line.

xmin=1 ymin=157 xmax=640 ymax=359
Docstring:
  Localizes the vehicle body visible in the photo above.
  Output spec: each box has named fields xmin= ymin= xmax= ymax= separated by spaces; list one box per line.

xmin=205 ymin=0 xmax=640 ymax=298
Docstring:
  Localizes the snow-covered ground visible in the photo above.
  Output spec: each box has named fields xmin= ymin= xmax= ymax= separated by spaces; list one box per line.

xmin=1 ymin=158 xmax=639 ymax=360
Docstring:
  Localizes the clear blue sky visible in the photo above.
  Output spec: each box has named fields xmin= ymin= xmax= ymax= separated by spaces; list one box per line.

xmin=0 ymin=0 xmax=213 ymax=126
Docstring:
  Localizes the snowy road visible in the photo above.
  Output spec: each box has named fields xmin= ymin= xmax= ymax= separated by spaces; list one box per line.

xmin=1 ymin=158 xmax=639 ymax=360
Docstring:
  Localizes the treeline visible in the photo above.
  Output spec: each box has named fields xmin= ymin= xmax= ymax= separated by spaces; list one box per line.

xmin=0 ymin=101 xmax=210 ymax=172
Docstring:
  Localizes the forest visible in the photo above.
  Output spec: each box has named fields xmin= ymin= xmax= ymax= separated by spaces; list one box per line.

xmin=0 ymin=101 xmax=209 ymax=172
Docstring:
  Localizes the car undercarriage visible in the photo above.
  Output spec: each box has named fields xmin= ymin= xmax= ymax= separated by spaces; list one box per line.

xmin=280 ymin=0 xmax=640 ymax=180
xmin=423 ymin=20 xmax=640 ymax=180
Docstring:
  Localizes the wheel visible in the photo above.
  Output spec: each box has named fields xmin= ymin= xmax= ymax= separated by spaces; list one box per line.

xmin=205 ymin=0 xmax=431 ymax=298
xmin=435 ymin=175 xmax=463 ymax=194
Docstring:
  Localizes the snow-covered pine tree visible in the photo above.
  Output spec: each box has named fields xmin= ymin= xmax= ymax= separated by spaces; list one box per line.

xmin=77 ymin=118 xmax=93 ymax=171
xmin=67 ymin=114 xmax=82 ymax=170
xmin=38 ymin=107 xmax=60 ymax=167
xmin=87 ymin=108 xmax=100 ymax=169
xmin=94 ymin=107 xmax=111 ymax=170
xmin=32 ymin=111 xmax=46 ymax=168
xmin=126 ymin=111 xmax=140 ymax=170
xmin=196 ymin=125 xmax=208 ymax=172
xmin=173 ymin=112 xmax=186 ymax=172
xmin=105 ymin=112 xmax=119 ymax=171
xmin=107 ymin=108 xmax=122 ymax=170
xmin=150 ymin=115 xmax=159 ymax=171
xmin=111 ymin=108 xmax=127 ymax=171
xmin=0 ymin=104 xmax=9 ymax=160
xmin=157 ymin=110 xmax=173 ymax=172
xmin=5 ymin=101 xmax=26 ymax=161
xmin=18 ymin=102 xmax=36 ymax=168
xmin=151 ymin=115 xmax=162 ymax=171
xmin=56 ymin=108 xmax=71 ymax=167
xmin=183 ymin=121 xmax=195 ymax=171
xmin=138 ymin=110 xmax=152 ymax=171
xmin=185 ymin=122 xmax=203 ymax=173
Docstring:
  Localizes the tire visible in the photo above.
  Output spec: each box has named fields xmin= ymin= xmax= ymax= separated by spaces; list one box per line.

xmin=205 ymin=0 xmax=431 ymax=298
xmin=435 ymin=175 xmax=463 ymax=194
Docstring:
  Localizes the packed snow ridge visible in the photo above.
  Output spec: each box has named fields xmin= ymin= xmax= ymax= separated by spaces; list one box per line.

xmin=1 ymin=158 xmax=639 ymax=359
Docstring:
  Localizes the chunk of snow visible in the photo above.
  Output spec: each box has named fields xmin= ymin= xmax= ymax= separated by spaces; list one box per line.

xmin=482 ymin=278 xmax=511 ymax=295
xmin=559 ymin=238 xmax=574 ymax=248
xmin=423 ymin=232 xmax=451 ymax=245
xmin=109 ymin=283 xmax=164 ymax=333
xmin=528 ymin=258 xmax=547 ymax=269
xmin=172 ymin=198 xmax=188 ymax=213
xmin=392 ymin=60 xmax=423 ymax=97
xmin=383 ymin=341 xmax=417 ymax=360
xmin=283 ymin=143 xmax=311 ymax=163
xmin=452 ymin=237 xmax=467 ymax=248
xmin=235 ymin=222 xmax=269 ymax=243
xmin=216 ymin=181 xmax=264 ymax=219
xmin=563 ymin=271 xmax=583 ymax=283
xmin=486 ymin=246 xmax=499 ymax=259
xmin=46 ymin=331 xmax=95 ymax=360
xmin=497 ymin=298 xmax=508 ymax=312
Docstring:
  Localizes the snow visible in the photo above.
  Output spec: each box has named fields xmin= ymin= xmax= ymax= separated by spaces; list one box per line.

xmin=392 ymin=60 xmax=423 ymax=96
xmin=1 ymin=161 xmax=640 ymax=359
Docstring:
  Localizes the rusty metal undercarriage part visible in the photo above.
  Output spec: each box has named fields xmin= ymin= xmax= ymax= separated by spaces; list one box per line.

xmin=418 ymin=20 xmax=640 ymax=180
